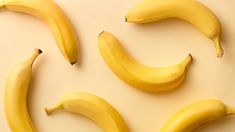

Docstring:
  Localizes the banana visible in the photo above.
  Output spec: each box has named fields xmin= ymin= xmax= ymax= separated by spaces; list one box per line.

xmin=161 ymin=99 xmax=235 ymax=132
xmin=4 ymin=48 xmax=42 ymax=132
xmin=0 ymin=0 xmax=79 ymax=65
xmin=98 ymin=31 xmax=192 ymax=92
xmin=45 ymin=92 xmax=129 ymax=132
xmin=126 ymin=0 xmax=223 ymax=58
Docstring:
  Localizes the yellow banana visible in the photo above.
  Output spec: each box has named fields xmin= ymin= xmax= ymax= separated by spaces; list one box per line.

xmin=0 ymin=0 xmax=79 ymax=65
xmin=4 ymin=48 xmax=42 ymax=132
xmin=161 ymin=99 xmax=235 ymax=132
xmin=126 ymin=0 xmax=223 ymax=58
xmin=45 ymin=92 xmax=129 ymax=132
xmin=98 ymin=31 xmax=192 ymax=92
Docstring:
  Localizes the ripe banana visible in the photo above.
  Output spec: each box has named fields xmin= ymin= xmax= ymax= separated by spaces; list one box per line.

xmin=98 ymin=31 xmax=192 ymax=92
xmin=161 ymin=99 xmax=235 ymax=132
xmin=0 ymin=0 xmax=79 ymax=65
xmin=4 ymin=48 xmax=42 ymax=132
xmin=45 ymin=92 xmax=129 ymax=132
xmin=126 ymin=0 xmax=223 ymax=58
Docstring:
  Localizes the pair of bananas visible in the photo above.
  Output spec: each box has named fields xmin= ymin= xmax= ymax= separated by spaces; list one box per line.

xmin=0 ymin=0 xmax=223 ymax=65
xmin=4 ymin=48 xmax=128 ymax=132
xmin=2 ymin=0 xmax=233 ymax=132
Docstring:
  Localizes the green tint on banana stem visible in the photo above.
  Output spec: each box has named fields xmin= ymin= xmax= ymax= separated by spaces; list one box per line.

xmin=45 ymin=92 xmax=129 ymax=132
xmin=161 ymin=99 xmax=235 ymax=132
xmin=0 ymin=0 xmax=79 ymax=65
xmin=98 ymin=31 xmax=192 ymax=92
xmin=5 ymin=48 xmax=42 ymax=132
xmin=126 ymin=0 xmax=223 ymax=58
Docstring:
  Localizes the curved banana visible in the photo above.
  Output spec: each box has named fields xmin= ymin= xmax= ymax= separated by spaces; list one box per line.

xmin=161 ymin=99 xmax=235 ymax=132
xmin=126 ymin=0 xmax=223 ymax=58
xmin=98 ymin=31 xmax=192 ymax=92
xmin=0 ymin=0 xmax=79 ymax=65
xmin=4 ymin=48 xmax=42 ymax=132
xmin=45 ymin=92 xmax=129 ymax=132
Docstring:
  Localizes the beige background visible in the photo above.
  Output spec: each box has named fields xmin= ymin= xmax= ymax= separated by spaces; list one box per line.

xmin=0 ymin=0 xmax=235 ymax=131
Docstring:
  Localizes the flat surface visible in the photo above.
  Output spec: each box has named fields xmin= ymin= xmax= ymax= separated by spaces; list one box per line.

xmin=0 ymin=0 xmax=235 ymax=132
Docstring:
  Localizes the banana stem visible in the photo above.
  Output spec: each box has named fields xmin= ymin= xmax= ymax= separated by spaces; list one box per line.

xmin=180 ymin=54 xmax=193 ymax=68
xmin=125 ymin=17 xmax=128 ymax=22
xmin=99 ymin=31 xmax=105 ymax=36
xmin=45 ymin=103 xmax=62 ymax=116
xmin=213 ymin=36 xmax=224 ymax=58
xmin=27 ymin=48 xmax=42 ymax=66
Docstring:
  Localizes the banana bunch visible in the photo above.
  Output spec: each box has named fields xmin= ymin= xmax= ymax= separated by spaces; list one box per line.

xmin=2 ymin=0 xmax=234 ymax=132
xmin=45 ymin=92 xmax=129 ymax=132
xmin=126 ymin=0 xmax=223 ymax=58
xmin=0 ymin=0 xmax=79 ymax=65
xmin=99 ymin=31 xmax=192 ymax=92
xmin=161 ymin=99 xmax=235 ymax=132
xmin=4 ymin=48 xmax=42 ymax=132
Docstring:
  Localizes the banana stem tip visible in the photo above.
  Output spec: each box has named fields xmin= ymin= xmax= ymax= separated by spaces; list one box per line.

xmin=44 ymin=107 xmax=53 ymax=115
xmin=70 ymin=61 xmax=77 ymax=65
xmin=182 ymin=54 xmax=193 ymax=67
xmin=217 ymin=51 xmax=224 ymax=58
xmin=99 ymin=31 xmax=105 ymax=36
xmin=125 ymin=17 xmax=128 ymax=22
xmin=35 ymin=48 xmax=43 ymax=54
xmin=44 ymin=107 xmax=56 ymax=116
xmin=188 ymin=54 xmax=193 ymax=61
xmin=213 ymin=36 xmax=224 ymax=58
xmin=27 ymin=48 xmax=42 ymax=65
xmin=44 ymin=104 xmax=61 ymax=116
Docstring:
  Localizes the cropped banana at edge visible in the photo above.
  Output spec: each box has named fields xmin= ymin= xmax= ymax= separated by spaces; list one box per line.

xmin=4 ymin=48 xmax=42 ymax=132
xmin=161 ymin=99 xmax=235 ymax=132
xmin=0 ymin=0 xmax=79 ymax=65
xmin=98 ymin=31 xmax=192 ymax=92
xmin=45 ymin=92 xmax=129 ymax=132
xmin=126 ymin=0 xmax=223 ymax=58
